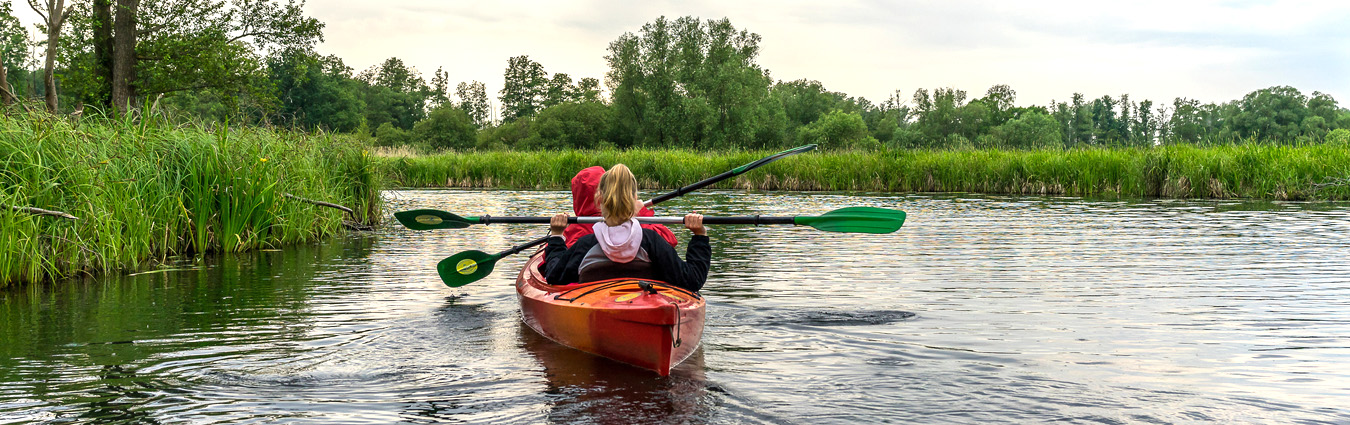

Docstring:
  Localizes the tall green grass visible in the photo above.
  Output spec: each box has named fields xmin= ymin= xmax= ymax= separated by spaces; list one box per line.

xmin=0 ymin=112 xmax=381 ymax=288
xmin=380 ymin=144 xmax=1350 ymax=201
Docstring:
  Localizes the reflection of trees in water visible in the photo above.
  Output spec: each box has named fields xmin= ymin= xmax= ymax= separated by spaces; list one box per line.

xmin=76 ymin=364 xmax=163 ymax=424
xmin=518 ymin=322 xmax=715 ymax=425
xmin=0 ymin=242 xmax=353 ymax=420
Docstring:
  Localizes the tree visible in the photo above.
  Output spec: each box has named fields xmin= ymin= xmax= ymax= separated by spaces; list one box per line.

xmin=574 ymin=77 xmax=601 ymax=103
xmin=605 ymin=16 xmax=775 ymax=148
xmin=524 ymin=101 xmax=610 ymax=149
xmin=981 ymin=84 xmax=1016 ymax=124
xmin=428 ymin=66 xmax=449 ymax=109
xmin=1132 ymin=99 xmax=1156 ymax=146
xmin=797 ymin=109 xmax=876 ymax=149
xmin=358 ymin=57 xmax=429 ymax=129
xmin=267 ymin=49 xmax=364 ymax=132
xmin=499 ymin=54 xmax=546 ymax=121
xmin=74 ymin=0 xmax=324 ymax=113
xmin=543 ymin=72 xmax=573 ymax=107
xmin=1070 ymin=93 xmax=1093 ymax=146
xmin=1229 ymin=86 xmax=1309 ymax=141
xmin=1168 ymin=97 xmax=1204 ymax=143
xmin=455 ymin=80 xmax=489 ymax=127
xmin=992 ymin=111 xmax=1062 ymax=149
xmin=773 ymin=79 xmax=851 ymax=136
xmin=413 ymin=104 xmax=477 ymax=150
xmin=29 ymin=0 xmax=71 ymax=112
xmin=0 ymin=0 xmax=30 ymax=105
xmin=911 ymin=87 xmax=966 ymax=146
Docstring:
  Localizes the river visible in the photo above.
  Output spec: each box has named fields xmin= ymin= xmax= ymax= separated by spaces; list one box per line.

xmin=2 ymin=189 xmax=1348 ymax=424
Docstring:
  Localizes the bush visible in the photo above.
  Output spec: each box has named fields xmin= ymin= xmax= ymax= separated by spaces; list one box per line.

xmin=375 ymin=122 xmax=412 ymax=147
xmin=797 ymin=110 xmax=877 ymax=149
xmin=526 ymin=101 xmax=611 ymax=149
xmin=992 ymin=111 xmax=1063 ymax=149
xmin=1328 ymin=128 xmax=1350 ymax=146
xmin=414 ymin=105 xmax=477 ymax=151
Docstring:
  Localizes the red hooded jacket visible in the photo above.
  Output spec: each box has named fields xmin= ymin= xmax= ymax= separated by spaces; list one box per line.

xmin=563 ymin=166 xmax=678 ymax=247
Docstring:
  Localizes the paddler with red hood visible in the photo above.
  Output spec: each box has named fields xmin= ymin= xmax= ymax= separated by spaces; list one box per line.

xmin=542 ymin=164 xmax=711 ymax=292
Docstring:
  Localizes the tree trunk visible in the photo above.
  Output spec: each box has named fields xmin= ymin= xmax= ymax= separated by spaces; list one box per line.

xmin=111 ymin=0 xmax=139 ymax=113
xmin=92 ymin=0 xmax=113 ymax=108
xmin=33 ymin=0 xmax=67 ymax=114
xmin=0 ymin=50 xmax=10 ymax=106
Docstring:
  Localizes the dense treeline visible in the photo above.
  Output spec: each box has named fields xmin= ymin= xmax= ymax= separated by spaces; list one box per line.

xmin=2 ymin=6 xmax=1348 ymax=151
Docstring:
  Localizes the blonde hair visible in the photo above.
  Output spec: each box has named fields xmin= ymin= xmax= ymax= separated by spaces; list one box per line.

xmin=597 ymin=164 xmax=638 ymax=225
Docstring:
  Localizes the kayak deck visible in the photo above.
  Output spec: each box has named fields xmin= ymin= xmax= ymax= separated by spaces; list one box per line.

xmin=516 ymin=250 xmax=705 ymax=376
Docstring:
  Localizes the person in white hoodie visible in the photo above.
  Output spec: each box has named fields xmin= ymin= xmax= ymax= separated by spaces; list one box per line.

xmin=542 ymin=164 xmax=712 ymax=292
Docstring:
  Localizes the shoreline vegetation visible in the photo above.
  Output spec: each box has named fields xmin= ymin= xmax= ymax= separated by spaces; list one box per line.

xmin=0 ymin=112 xmax=381 ymax=288
xmin=379 ymin=144 xmax=1350 ymax=201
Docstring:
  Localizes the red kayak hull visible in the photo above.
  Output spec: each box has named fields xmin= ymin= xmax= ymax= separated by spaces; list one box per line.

xmin=516 ymin=250 xmax=705 ymax=376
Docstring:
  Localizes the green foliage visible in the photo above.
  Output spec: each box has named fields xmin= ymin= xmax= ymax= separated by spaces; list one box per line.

xmin=797 ymin=110 xmax=877 ymax=150
xmin=0 ymin=0 xmax=27 ymax=71
xmin=358 ymin=58 xmax=429 ymax=130
xmin=991 ymin=111 xmax=1063 ymax=149
xmin=606 ymin=16 xmax=777 ymax=149
xmin=1229 ymin=86 xmax=1309 ymax=140
xmin=413 ymin=105 xmax=478 ymax=151
xmin=375 ymin=122 xmax=412 ymax=147
xmin=267 ymin=49 xmax=365 ymax=132
xmin=455 ymin=80 xmax=491 ymax=128
xmin=1328 ymin=129 xmax=1350 ymax=146
xmin=0 ymin=111 xmax=380 ymax=287
xmin=499 ymin=55 xmax=548 ymax=121
xmin=522 ymin=101 xmax=611 ymax=149
xmin=381 ymin=145 xmax=1350 ymax=202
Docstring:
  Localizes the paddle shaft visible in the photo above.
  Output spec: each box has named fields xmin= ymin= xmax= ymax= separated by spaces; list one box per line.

xmin=489 ymin=235 xmax=552 ymax=259
xmin=472 ymin=215 xmax=797 ymax=225
xmin=472 ymin=216 xmax=794 ymax=261
xmin=643 ymin=144 xmax=816 ymax=207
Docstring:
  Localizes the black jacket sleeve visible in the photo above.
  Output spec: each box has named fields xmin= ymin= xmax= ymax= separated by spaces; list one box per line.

xmin=642 ymin=229 xmax=711 ymax=292
xmin=544 ymin=235 xmax=597 ymax=285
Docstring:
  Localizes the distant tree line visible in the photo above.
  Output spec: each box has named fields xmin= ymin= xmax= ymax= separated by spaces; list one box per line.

xmin=2 ymin=7 xmax=1347 ymax=150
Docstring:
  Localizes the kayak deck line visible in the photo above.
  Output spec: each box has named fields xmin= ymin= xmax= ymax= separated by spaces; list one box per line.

xmin=552 ymin=279 xmax=703 ymax=303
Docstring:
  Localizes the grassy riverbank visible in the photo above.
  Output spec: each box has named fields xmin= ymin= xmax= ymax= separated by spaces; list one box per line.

xmin=0 ymin=113 xmax=381 ymax=288
xmin=380 ymin=144 xmax=1350 ymax=200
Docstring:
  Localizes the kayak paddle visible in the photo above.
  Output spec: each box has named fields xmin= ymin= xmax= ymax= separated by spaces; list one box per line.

xmin=643 ymin=144 xmax=817 ymax=207
xmin=431 ymin=207 xmax=904 ymax=287
xmin=395 ymin=144 xmax=816 ymax=231
xmin=406 ymin=144 xmax=819 ymax=287
xmin=436 ymin=236 xmax=551 ymax=287
xmin=401 ymin=207 xmax=906 ymax=234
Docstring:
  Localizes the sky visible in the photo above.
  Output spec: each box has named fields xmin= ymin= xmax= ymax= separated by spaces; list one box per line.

xmin=11 ymin=0 xmax=1350 ymax=109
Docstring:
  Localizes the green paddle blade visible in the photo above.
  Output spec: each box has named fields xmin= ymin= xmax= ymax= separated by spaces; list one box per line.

xmin=437 ymin=250 xmax=498 ymax=287
xmin=395 ymin=209 xmax=475 ymax=230
xmin=795 ymin=207 xmax=907 ymax=234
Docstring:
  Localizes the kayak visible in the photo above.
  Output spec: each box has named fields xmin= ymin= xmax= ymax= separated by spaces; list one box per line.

xmin=516 ymin=249 xmax=706 ymax=376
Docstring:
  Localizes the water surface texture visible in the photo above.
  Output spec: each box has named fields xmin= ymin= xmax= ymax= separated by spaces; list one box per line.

xmin=3 ymin=190 xmax=1349 ymax=424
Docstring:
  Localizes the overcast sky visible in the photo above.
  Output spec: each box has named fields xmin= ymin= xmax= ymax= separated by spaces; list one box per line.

xmin=13 ymin=0 xmax=1349 ymax=109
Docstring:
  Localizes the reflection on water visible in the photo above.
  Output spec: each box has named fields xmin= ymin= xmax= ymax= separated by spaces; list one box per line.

xmin=2 ymin=190 xmax=1349 ymax=423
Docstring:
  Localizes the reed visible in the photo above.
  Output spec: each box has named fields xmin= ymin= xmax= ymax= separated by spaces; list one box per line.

xmin=0 ymin=112 xmax=381 ymax=288
xmin=380 ymin=144 xmax=1350 ymax=201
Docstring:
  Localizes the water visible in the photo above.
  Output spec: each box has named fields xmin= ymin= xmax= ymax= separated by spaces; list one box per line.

xmin=3 ymin=190 xmax=1349 ymax=424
